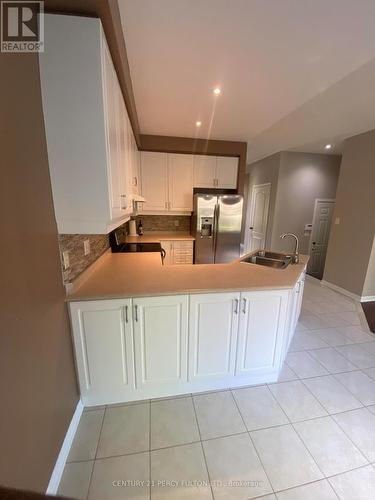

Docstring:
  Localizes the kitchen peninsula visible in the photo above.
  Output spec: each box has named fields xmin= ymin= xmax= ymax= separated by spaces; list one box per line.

xmin=68 ymin=252 xmax=307 ymax=406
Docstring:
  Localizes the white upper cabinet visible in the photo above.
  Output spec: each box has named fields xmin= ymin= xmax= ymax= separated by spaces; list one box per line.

xmin=193 ymin=155 xmax=217 ymax=188
xmin=39 ymin=14 xmax=136 ymax=233
xmin=216 ymin=157 xmax=239 ymax=189
xmin=193 ymin=155 xmax=238 ymax=189
xmin=168 ymin=154 xmax=194 ymax=211
xmin=140 ymin=152 xmax=168 ymax=211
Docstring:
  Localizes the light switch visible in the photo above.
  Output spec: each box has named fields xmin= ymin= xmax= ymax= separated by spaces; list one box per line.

xmin=84 ymin=239 xmax=90 ymax=255
xmin=62 ymin=251 xmax=70 ymax=270
xmin=335 ymin=217 xmax=340 ymax=225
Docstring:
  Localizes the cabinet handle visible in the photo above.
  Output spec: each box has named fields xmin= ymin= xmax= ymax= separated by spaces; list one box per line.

xmin=134 ymin=304 xmax=138 ymax=322
xmin=125 ymin=305 xmax=129 ymax=323
xmin=213 ymin=178 xmax=216 ymax=187
xmin=120 ymin=194 xmax=127 ymax=209
xmin=242 ymin=298 xmax=247 ymax=314
xmin=234 ymin=298 xmax=239 ymax=314
xmin=134 ymin=176 xmax=138 ymax=187
xmin=165 ymin=201 xmax=168 ymax=209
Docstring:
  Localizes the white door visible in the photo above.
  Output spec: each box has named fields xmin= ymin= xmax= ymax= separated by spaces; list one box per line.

xmin=140 ymin=152 xmax=168 ymax=211
xmin=308 ymin=200 xmax=335 ymax=279
xmin=193 ymin=155 xmax=216 ymax=188
xmin=216 ymin=157 xmax=238 ymax=189
xmin=168 ymin=154 xmax=194 ymax=211
xmin=189 ymin=293 xmax=240 ymax=382
xmin=69 ymin=299 xmax=135 ymax=406
xmin=245 ymin=183 xmax=271 ymax=253
xmin=236 ymin=291 xmax=288 ymax=376
xmin=133 ymin=295 xmax=189 ymax=393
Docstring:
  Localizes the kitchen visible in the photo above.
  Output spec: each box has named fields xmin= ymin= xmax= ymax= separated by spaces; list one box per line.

xmin=39 ymin=14 xmax=307 ymax=408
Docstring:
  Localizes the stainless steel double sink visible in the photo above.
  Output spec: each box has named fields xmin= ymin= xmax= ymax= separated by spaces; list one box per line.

xmin=241 ymin=250 xmax=292 ymax=269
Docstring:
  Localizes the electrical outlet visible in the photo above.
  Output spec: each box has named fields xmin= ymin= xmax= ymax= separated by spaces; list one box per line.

xmin=84 ymin=239 xmax=90 ymax=255
xmin=174 ymin=219 xmax=180 ymax=227
xmin=62 ymin=251 xmax=70 ymax=270
xmin=335 ymin=217 xmax=340 ymax=225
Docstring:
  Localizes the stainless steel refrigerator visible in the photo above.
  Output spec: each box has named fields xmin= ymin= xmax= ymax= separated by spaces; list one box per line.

xmin=192 ymin=194 xmax=243 ymax=264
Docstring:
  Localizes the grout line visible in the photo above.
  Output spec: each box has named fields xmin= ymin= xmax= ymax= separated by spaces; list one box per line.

xmin=230 ymin=388 xmax=276 ymax=495
xmin=191 ymin=394 xmax=215 ymax=500
xmin=85 ymin=407 xmax=106 ymax=500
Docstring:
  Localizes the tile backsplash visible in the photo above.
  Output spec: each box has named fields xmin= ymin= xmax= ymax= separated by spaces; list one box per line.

xmin=59 ymin=215 xmax=192 ymax=284
xmin=132 ymin=215 xmax=191 ymax=232
xmin=59 ymin=234 xmax=109 ymax=284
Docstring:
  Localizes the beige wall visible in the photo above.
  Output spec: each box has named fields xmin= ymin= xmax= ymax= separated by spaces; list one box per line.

xmin=324 ymin=130 xmax=375 ymax=296
xmin=0 ymin=54 xmax=78 ymax=491
xmin=271 ymin=152 xmax=341 ymax=254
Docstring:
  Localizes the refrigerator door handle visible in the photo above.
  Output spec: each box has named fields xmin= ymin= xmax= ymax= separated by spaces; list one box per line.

xmin=212 ymin=203 xmax=220 ymax=256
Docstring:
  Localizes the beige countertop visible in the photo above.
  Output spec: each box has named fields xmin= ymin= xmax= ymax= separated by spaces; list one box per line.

xmin=126 ymin=232 xmax=195 ymax=243
xmin=67 ymin=252 xmax=308 ymax=302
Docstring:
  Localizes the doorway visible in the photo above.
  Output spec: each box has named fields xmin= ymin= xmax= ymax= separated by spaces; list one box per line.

xmin=245 ymin=183 xmax=271 ymax=253
xmin=307 ymin=199 xmax=335 ymax=280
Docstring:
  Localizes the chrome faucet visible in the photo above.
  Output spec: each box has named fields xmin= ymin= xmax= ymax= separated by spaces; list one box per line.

xmin=280 ymin=233 xmax=299 ymax=263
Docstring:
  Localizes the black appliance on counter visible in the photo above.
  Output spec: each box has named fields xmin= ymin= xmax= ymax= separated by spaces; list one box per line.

xmin=109 ymin=228 xmax=166 ymax=262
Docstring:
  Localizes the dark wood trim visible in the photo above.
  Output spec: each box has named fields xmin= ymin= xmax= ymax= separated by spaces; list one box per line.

xmin=140 ymin=134 xmax=247 ymax=195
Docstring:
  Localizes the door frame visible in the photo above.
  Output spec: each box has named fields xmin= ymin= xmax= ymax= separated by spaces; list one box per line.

xmin=307 ymin=198 xmax=335 ymax=274
xmin=244 ymin=182 xmax=271 ymax=254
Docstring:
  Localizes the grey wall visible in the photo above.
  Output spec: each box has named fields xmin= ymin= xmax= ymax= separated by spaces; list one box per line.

xmin=271 ymin=152 xmax=341 ymax=254
xmin=246 ymin=152 xmax=341 ymax=254
xmin=0 ymin=54 xmax=78 ymax=492
xmin=246 ymin=153 xmax=280 ymax=247
xmin=324 ymin=130 xmax=375 ymax=296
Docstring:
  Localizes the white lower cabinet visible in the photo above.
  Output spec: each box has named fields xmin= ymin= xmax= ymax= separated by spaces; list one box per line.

xmin=189 ymin=293 xmax=239 ymax=382
xmin=160 ymin=240 xmax=194 ymax=265
xmin=132 ymin=295 xmax=189 ymax=393
xmin=282 ymin=271 xmax=305 ymax=359
xmin=70 ymin=287 xmax=299 ymax=406
xmin=70 ymin=299 xmax=135 ymax=405
xmin=236 ymin=290 xmax=289 ymax=377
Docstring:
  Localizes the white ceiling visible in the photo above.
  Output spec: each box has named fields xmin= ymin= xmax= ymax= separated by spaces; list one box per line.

xmin=119 ymin=0 xmax=375 ymax=163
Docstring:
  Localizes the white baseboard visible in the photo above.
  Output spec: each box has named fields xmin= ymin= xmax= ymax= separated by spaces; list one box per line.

xmin=46 ymin=399 xmax=84 ymax=495
xmin=321 ymin=280 xmax=375 ymax=303
xmin=361 ymin=295 xmax=375 ymax=303
xmin=320 ymin=280 xmax=362 ymax=302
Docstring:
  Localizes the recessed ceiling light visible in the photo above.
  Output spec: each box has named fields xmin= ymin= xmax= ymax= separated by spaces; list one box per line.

xmin=196 ymin=121 xmax=202 ymax=127
xmin=213 ymin=87 xmax=221 ymax=95
xmin=325 ymin=144 xmax=332 ymax=150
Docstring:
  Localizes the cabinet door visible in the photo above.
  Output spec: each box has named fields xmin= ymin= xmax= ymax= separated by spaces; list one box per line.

xmin=160 ymin=240 xmax=173 ymax=265
xmin=167 ymin=154 xmax=194 ymax=211
xmin=133 ymin=295 xmax=188 ymax=393
xmin=189 ymin=293 xmax=240 ymax=382
xmin=216 ymin=157 xmax=238 ymax=189
xmin=131 ymin=133 xmax=141 ymax=196
xmin=103 ymin=42 xmax=122 ymax=219
xmin=70 ymin=299 xmax=135 ymax=405
xmin=193 ymin=155 xmax=216 ymax=188
xmin=236 ymin=291 xmax=288 ymax=376
xmin=172 ymin=240 xmax=194 ymax=265
xmin=140 ymin=152 xmax=168 ymax=211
